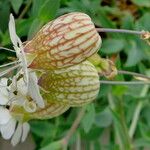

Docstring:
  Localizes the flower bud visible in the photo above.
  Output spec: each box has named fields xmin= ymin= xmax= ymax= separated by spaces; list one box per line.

xmin=24 ymin=12 xmax=101 ymax=70
xmin=38 ymin=61 xmax=100 ymax=106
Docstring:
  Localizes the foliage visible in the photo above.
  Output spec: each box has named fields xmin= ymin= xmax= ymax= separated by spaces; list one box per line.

xmin=0 ymin=0 xmax=150 ymax=149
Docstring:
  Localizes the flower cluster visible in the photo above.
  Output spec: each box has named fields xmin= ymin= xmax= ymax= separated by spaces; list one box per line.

xmin=0 ymin=12 xmax=109 ymax=145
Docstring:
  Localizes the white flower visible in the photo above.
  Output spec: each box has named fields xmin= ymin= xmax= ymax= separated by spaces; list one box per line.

xmin=0 ymin=14 xmax=45 ymax=108
xmin=0 ymin=78 xmax=30 ymax=146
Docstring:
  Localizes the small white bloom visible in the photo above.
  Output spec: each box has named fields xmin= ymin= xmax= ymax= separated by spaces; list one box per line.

xmin=0 ymin=78 xmax=30 ymax=146
xmin=0 ymin=108 xmax=30 ymax=146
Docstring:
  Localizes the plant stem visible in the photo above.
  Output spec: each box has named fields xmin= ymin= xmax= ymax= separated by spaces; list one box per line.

xmin=129 ymin=101 xmax=143 ymax=138
xmin=0 ymin=60 xmax=20 ymax=68
xmin=108 ymin=93 xmax=133 ymax=150
xmin=18 ymin=0 xmax=32 ymax=19
xmin=96 ymin=28 xmax=145 ymax=35
xmin=61 ymin=108 xmax=85 ymax=147
xmin=108 ymin=93 xmax=124 ymax=149
xmin=0 ymin=64 xmax=20 ymax=77
xmin=0 ymin=47 xmax=16 ymax=53
xmin=118 ymin=70 xmax=150 ymax=80
xmin=118 ymin=97 xmax=133 ymax=150
xmin=100 ymin=80 xmax=150 ymax=85
xmin=129 ymin=85 xmax=149 ymax=139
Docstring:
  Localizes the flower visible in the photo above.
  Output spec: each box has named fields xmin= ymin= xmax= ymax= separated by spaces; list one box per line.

xmin=0 ymin=78 xmax=30 ymax=146
xmin=10 ymin=61 xmax=100 ymax=120
xmin=8 ymin=14 xmax=45 ymax=108
xmin=0 ymin=75 xmax=69 ymax=145
xmin=24 ymin=12 xmax=102 ymax=70
xmin=0 ymin=13 xmax=102 ymax=145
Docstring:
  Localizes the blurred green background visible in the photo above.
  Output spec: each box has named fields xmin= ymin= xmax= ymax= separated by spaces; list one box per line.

xmin=0 ymin=0 xmax=150 ymax=150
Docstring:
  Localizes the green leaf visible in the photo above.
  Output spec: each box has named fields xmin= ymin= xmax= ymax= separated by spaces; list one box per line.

xmin=40 ymin=141 xmax=62 ymax=150
xmin=135 ymin=13 xmax=150 ymax=30
xmin=10 ymin=0 xmax=23 ymax=14
xmin=101 ymin=39 xmax=125 ymax=54
xmin=81 ymin=126 xmax=103 ymax=140
xmin=0 ymin=0 xmax=10 ymax=31
xmin=81 ymin=104 xmax=95 ymax=133
xmin=125 ymin=41 xmax=144 ymax=67
xmin=30 ymin=120 xmax=55 ymax=138
xmin=131 ymin=0 xmax=150 ymax=7
xmin=38 ymin=0 xmax=60 ymax=22
xmin=112 ymin=86 xmax=128 ymax=96
xmin=28 ymin=18 xmax=43 ymax=39
xmin=16 ymin=19 xmax=33 ymax=37
xmin=0 ymin=53 xmax=7 ymax=61
xmin=135 ymin=138 xmax=150 ymax=148
xmin=95 ymin=108 xmax=112 ymax=127
xmin=29 ymin=0 xmax=60 ymax=38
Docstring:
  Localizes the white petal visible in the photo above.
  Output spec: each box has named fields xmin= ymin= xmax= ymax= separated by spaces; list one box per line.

xmin=0 ymin=93 xmax=9 ymax=105
xmin=17 ymin=78 xmax=28 ymax=95
xmin=9 ymin=14 xmax=28 ymax=88
xmin=0 ymin=107 xmax=11 ymax=125
xmin=21 ymin=122 xmax=30 ymax=142
xmin=9 ymin=14 xmax=18 ymax=47
xmin=28 ymin=72 xmax=45 ymax=108
xmin=0 ymin=118 xmax=16 ymax=139
xmin=0 ymin=78 xmax=9 ymax=105
xmin=0 ymin=78 xmax=8 ymax=86
xmin=11 ymin=123 xmax=22 ymax=146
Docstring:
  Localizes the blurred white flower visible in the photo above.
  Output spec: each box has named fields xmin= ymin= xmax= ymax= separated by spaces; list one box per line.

xmin=0 ymin=78 xmax=30 ymax=146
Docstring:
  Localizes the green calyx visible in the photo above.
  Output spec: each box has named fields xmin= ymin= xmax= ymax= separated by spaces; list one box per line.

xmin=88 ymin=53 xmax=118 ymax=79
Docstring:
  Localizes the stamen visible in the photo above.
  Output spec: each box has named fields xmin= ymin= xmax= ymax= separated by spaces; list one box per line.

xmin=0 ymin=64 xmax=20 ymax=78
xmin=96 ymin=28 xmax=146 ymax=35
xmin=0 ymin=47 xmax=16 ymax=53
xmin=100 ymin=80 xmax=150 ymax=85
xmin=0 ymin=60 xmax=20 ymax=68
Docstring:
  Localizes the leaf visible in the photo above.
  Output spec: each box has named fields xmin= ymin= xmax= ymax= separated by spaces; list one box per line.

xmin=81 ymin=104 xmax=95 ymax=133
xmin=131 ymin=0 xmax=150 ymax=7
xmin=40 ymin=141 xmax=62 ymax=150
xmin=38 ymin=0 xmax=60 ymax=22
xmin=31 ymin=0 xmax=44 ymax=17
xmin=125 ymin=41 xmax=144 ymax=67
xmin=135 ymin=13 xmax=150 ymax=30
xmin=135 ymin=138 xmax=150 ymax=148
xmin=30 ymin=120 xmax=55 ymax=138
xmin=0 ymin=0 xmax=10 ymax=32
xmin=101 ymin=39 xmax=125 ymax=54
xmin=95 ymin=108 xmax=112 ymax=127
xmin=29 ymin=0 xmax=60 ymax=38
xmin=81 ymin=126 xmax=103 ymax=140
xmin=27 ymin=18 xmax=43 ymax=40
xmin=16 ymin=19 xmax=33 ymax=37
xmin=112 ymin=86 xmax=128 ymax=96
xmin=10 ymin=0 xmax=23 ymax=14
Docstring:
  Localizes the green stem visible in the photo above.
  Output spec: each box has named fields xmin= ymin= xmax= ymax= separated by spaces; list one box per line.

xmin=118 ymin=70 xmax=150 ymax=81
xmin=100 ymin=80 xmax=150 ymax=85
xmin=129 ymin=85 xmax=149 ymax=139
xmin=18 ymin=0 xmax=32 ymax=19
xmin=118 ymin=97 xmax=133 ymax=150
xmin=108 ymin=93 xmax=133 ymax=150
xmin=129 ymin=101 xmax=143 ymax=139
xmin=96 ymin=28 xmax=145 ymax=35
